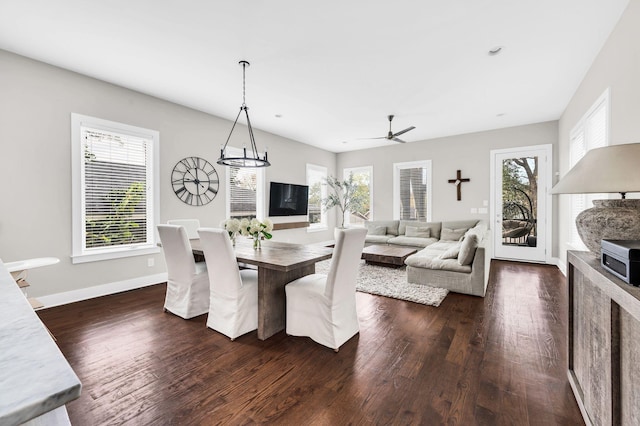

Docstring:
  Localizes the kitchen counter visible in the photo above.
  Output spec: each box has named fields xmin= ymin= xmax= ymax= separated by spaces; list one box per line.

xmin=0 ymin=259 xmax=81 ymax=425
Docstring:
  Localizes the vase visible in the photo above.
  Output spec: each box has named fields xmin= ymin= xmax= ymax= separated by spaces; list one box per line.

xmin=231 ymin=234 xmax=236 ymax=247
xmin=253 ymin=236 xmax=261 ymax=250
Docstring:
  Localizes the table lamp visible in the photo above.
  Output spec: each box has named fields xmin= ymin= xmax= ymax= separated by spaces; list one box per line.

xmin=550 ymin=143 xmax=640 ymax=257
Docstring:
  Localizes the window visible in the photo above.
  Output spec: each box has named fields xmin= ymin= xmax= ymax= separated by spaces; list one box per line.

xmin=71 ymin=114 xmax=159 ymax=263
xmin=393 ymin=160 xmax=432 ymax=221
xmin=343 ymin=166 xmax=373 ymax=227
xmin=225 ymin=147 xmax=265 ymax=219
xmin=307 ymin=164 xmax=327 ymax=230
xmin=569 ymin=89 xmax=610 ymax=248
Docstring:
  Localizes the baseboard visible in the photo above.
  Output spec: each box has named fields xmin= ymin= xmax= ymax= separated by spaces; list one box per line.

xmin=38 ymin=273 xmax=168 ymax=309
xmin=551 ymin=257 xmax=567 ymax=276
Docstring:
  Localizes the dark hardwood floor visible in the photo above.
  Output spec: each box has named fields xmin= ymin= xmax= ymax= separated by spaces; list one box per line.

xmin=38 ymin=260 xmax=584 ymax=425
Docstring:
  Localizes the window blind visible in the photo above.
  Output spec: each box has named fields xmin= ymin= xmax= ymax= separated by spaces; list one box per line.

xmin=229 ymin=166 xmax=257 ymax=219
xmin=398 ymin=167 xmax=427 ymax=221
xmin=82 ymin=127 xmax=151 ymax=250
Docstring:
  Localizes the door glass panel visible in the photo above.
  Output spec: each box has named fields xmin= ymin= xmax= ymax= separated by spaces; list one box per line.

xmin=501 ymin=156 xmax=538 ymax=248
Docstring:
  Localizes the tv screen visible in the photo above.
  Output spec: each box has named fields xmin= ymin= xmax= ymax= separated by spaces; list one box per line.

xmin=268 ymin=182 xmax=309 ymax=217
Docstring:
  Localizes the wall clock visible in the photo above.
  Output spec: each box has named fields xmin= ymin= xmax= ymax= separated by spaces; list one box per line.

xmin=171 ymin=156 xmax=219 ymax=206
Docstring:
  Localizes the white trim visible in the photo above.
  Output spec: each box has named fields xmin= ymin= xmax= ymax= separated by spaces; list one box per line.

xmin=71 ymin=113 xmax=160 ymax=264
xmin=224 ymin=146 xmax=265 ymax=219
xmin=392 ymin=160 xmax=432 ymax=221
xmin=37 ymin=272 xmax=167 ymax=309
xmin=343 ymin=165 xmax=373 ymax=226
xmin=490 ymin=144 xmax=553 ymax=264
xmin=307 ymin=163 xmax=328 ymax=230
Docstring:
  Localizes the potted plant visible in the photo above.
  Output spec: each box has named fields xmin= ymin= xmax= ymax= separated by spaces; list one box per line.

xmin=322 ymin=174 xmax=367 ymax=231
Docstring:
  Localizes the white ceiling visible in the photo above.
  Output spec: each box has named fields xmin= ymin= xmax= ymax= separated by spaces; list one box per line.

xmin=0 ymin=0 xmax=629 ymax=153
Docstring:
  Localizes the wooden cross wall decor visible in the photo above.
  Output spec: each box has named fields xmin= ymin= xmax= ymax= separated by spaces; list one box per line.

xmin=448 ymin=170 xmax=470 ymax=201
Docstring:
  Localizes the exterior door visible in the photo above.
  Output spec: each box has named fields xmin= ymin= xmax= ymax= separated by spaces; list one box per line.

xmin=490 ymin=145 xmax=552 ymax=263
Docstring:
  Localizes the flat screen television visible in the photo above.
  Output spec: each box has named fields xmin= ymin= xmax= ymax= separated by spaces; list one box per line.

xmin=268 ymin=181 xmax=309 ymax=217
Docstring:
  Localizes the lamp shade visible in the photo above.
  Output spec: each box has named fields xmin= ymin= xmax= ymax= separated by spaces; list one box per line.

xmin=550 ymin=143 xmax=640 ymax=195
xmin=551 ymin=142 xmax=640 ymax=257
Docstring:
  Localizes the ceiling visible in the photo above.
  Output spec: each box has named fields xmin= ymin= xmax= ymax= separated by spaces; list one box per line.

xmin=0 ymin=0 xmax=629 ymax=153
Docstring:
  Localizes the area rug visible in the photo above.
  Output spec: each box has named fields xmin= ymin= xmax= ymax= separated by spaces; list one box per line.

xmin=315 ymin=260 xmax=448 ymax=307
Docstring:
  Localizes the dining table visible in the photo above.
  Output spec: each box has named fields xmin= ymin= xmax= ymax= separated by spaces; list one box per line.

xmin=189 ymin=237 xmax=333 ymax=340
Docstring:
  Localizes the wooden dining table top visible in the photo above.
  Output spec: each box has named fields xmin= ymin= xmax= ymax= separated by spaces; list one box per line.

xmin=188 ymin=237 xmax=333 ymax=272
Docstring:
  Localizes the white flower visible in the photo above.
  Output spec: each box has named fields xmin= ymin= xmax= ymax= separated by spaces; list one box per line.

xmin=239 ymin=218 xmax=251 ymax=236
xmin=249 ymin=218 xmax=262 ymax=235
xmin=225 ymin=218 xmax=241 ymax=233
xmin=263 ymin=218 xmax=274 ymax=233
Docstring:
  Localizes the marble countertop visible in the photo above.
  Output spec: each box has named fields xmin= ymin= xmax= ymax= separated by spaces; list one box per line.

xmin=0 ymin=259 xmax=81 ymax=425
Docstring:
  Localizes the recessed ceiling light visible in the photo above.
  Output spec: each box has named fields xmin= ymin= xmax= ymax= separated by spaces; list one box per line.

xmin=275 ymin=114 xmax=282 ymax=118
xmin=496 ymin=113 xmax=505 ymax=117
xmin=342 ymin=141 xmax=348 ymax=144
xmin=488 ymin=46 xmax=503 ymax=56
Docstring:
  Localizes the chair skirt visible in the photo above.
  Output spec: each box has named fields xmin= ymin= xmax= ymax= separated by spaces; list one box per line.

xmin=285 ymin=273 xmax=359 ymax=350
xmin=164 ymin=262 xmax=209 ymax=319
xmin=206 ymin=269 xmax=258 ymax=339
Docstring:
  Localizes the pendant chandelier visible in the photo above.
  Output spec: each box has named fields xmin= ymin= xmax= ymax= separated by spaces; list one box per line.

xmin=217 ymin=60 xmax=270 ymax=168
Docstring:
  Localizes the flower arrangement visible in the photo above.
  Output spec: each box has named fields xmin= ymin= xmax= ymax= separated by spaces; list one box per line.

xmin=222 ymin=217 xmax=274 ymax=249
xmin=243 ymin=218 xmax=273 ymax=249
xmin=222 ymin=218 xmax=241 ymax=245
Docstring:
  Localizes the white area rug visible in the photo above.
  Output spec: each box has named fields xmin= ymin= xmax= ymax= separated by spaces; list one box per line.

xmin=315 ymin=260 xmax=448 ymax=307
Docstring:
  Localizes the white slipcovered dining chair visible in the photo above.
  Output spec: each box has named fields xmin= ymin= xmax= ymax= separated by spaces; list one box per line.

xmin=167 ymin=219 xmax=201 ymax=240
xmin=157 ymin=224 xmax=209 ymax=319
xmin=198 ymin=228 xmax=259 ymax=340
xmin=285 ymin=227 xmax=367 ymax=352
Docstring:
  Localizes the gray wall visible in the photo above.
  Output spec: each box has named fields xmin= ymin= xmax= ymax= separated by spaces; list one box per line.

xmin=337 ymin=121 xmax=558 ymax=241
xmin=0 ymin=50 xmax=336 ymax=297
xmin=557 ymin=0 xmax=640 ymax=265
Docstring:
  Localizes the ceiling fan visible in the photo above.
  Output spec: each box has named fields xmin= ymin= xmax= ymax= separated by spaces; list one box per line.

xmin=368 ymin=115 xmax=416 ymax=143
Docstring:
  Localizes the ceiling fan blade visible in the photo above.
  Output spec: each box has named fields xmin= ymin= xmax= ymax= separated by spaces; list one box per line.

xmin=392 ymin=126 xmax=416 ymax=137
xmin=392 ymin=137 xmax=407 ymax=143
xmin=356 ymin=136 xmax=388 ymax=140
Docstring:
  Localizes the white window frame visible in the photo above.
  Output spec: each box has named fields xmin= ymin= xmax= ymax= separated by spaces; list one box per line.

xmin=71 ymin=113 xmax=160 ymax=264
xmin=306 ymin=163 xmax=328 ymax=232
xmin=393 ymin=160 xmax=433 ymax=222
xmin=343 ymin=166 xmax=373 ymax=227
xmin=568 ymin=88 xmax=610 ymax=249
xmin=224 ymin=147 xmax=266 ymax=220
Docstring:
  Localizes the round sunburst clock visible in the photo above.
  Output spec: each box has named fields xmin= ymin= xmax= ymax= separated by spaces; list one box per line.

xmin=171 ymin=156 xmax=219 ymax=206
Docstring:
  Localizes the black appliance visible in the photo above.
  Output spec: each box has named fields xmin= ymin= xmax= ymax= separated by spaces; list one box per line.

xmin=601 ymin=239 xmax=640 ymax=286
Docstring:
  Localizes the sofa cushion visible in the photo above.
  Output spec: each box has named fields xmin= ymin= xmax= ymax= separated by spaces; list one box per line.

xmin=458 ymin=234 xmax=479 ymax=265
xmin=365 ymin=220 xmax=399 ymax=236
xmin=366 ymin=224 xmax=387 ymax=236
xmin=364 ymin=234 xmax=392 ymax=244
xmin=464 ymin=222 xmax=488 ymax=243
xmin=440 ymin=228 xmax=467 ymax=241
xmin=399 ymin=221 xmax=442 ymax=239
xmin=442 ymin=220 xmax=479 ymax=231
xmin=387 ymin=236 xmax=438 ymax=248
xmin=440 ymin=244 xmax=461 ymax=259
xmin=405 ymin=251 xmax=472 ymax=273
xmin=405 ymin=226 xmax=431 ymax=238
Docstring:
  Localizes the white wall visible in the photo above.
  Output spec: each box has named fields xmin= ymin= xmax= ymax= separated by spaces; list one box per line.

xmin=557 ymin=0 xmax=640 ymax=264
xmin=337 ymin=121 xmax=558 ymax=249
xmin=0 ymin=50 xmax=336 ymax=298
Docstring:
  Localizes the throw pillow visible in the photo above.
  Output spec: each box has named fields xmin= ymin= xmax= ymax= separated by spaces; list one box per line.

xmin=439 ymin=245 xmax=460 ymax=260
xmin=458 ymin=234 xmax=479 ymax=265
xmin=405 ymin=226 xmax=431 ymax=238
xmin=440 ymin=227 xmax=468 ymax=241
xmin=366 ymin=225 xmax=387 ymax=236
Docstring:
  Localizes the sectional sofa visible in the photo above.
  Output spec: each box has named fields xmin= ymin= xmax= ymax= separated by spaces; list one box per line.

xmin=364 ymin=219 xmax=490 ymax=297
